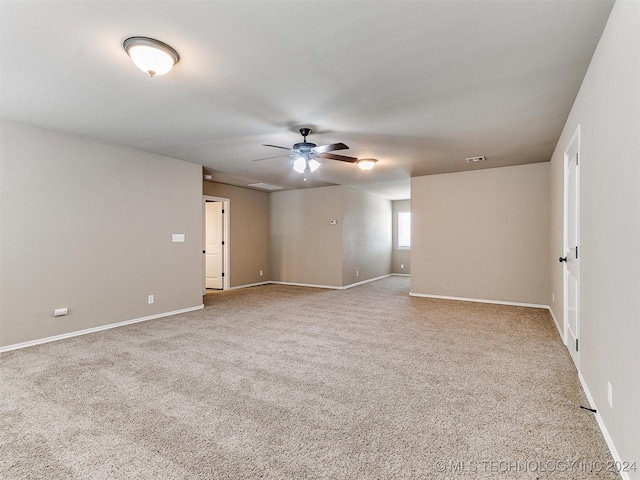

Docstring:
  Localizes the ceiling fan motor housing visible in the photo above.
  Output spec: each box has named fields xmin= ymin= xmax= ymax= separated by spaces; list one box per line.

xmin=293 ymin=142 xmax=317 ymax=152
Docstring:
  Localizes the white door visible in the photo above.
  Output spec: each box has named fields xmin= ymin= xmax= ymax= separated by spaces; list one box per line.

xmin=563 ymin=131 xmax=580 ymax=370
xmin=205 ymin=201 xmax=224 ymax=289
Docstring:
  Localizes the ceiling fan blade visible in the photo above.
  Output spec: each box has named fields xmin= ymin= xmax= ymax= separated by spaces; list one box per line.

xmin=314 ymin=142 xmax=349 ymax=154
xmin=318 ymin=152 xmax=358 ymax=163
xmin=262 ymin=144 xmax=291 ymax=151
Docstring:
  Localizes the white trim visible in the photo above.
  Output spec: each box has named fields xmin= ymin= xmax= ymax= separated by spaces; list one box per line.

xmin=397 ymin=210 xmax=411 ymax=249
xmin=0 ymin=305 xmax=204 ymax=353
xmin=228 ymin=281 xmax=271 ymax=290
xmin=203 ymin=195 xmax=230 ymax=291
xmin=562 ymin=124 xmax=581 ymax=365
xmin=270 ymin=274 xmax=392 ymax=290
xmin=408 ymin=292 xmax=548 ymax=310
xmin=269 ymin=281 xmax=342 ymax=290
xmin=342 ymin=274 xmax=392 ymax=289
xmin=578 ymin=373 xmax=631 ymax=480
xmin=547 ymin=306 xmax=564 ymax=341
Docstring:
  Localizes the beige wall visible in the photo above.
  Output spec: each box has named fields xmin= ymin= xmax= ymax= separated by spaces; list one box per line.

xmin=270 ymin=186 xmax=344 ymax=287
xmin=392 ymin=200 xmax=411 ymax=274
xmin=270 ymin=186 xmax=392 ymax=287
xmin=342 ymin=187 xmax=392 ymax=285
xmin=549 ymin=0 xmax=639 ymax=471
xmin=202 ymin=182 xmax=270 ymax=288
xmin=410 ymin=163 xmax=549 ymax=305
xmin=0 ymin=120 xmax=203 ymax=347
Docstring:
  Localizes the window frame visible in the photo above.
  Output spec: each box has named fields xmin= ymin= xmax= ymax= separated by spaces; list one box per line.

xmin=397 ymin=210 xmax=411 ymax=250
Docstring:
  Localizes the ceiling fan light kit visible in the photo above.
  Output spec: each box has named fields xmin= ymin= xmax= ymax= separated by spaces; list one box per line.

xmin=259 ymin=128 xmax=361 ymax=178
xmin=293 ymin=156 xmax=320 ymax=174
xmin=123 ymin=36 xmax=179 ymax=77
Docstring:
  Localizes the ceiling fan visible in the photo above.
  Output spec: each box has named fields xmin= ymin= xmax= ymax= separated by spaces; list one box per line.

xmin=256 ymin=128 xmax=358 ymax=175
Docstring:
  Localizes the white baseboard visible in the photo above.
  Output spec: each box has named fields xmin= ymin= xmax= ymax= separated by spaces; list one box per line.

xmin=0 ymin=304 xmax=204 ymax=353
xmin=547 ymin=306 xmax=565 ymax=342
xmin=228 ymin=281 xmax=271 ymax=290
xmin=230 ymin=275 xmax=405 ymax=292
xmin=271 ymin=274 xmax=392 ymax=291
xmin=408 ymin=292 xmax=548 ymax=310
xmin=269 ymin=281 xmax=342 ymax=290
xmin=578 ymin=373 xmax=631 ymax=480
xmin=342 ymin=274 xmax=392 ymax=289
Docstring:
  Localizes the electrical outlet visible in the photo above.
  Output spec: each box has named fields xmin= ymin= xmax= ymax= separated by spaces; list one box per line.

xmin=148 ymin=295 xmax=154 ymax=304
xmin=607 ymin=382 xmax=613 ymax=408
xmin=54 ymin=308 xmax=68 ymax=317
xmin=259 ymin=270 xmax=263 ymax=276
xmin=552 ymin=292 xmax=555 ymax=302
xmin=356 ymin=270 xmax=359 ymax=277
xmin=401 ymin=264 xmax=404 ymax=269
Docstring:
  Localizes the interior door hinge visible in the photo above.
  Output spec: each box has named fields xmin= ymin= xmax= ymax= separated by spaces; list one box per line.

xmin=222 ymin=209 xmax=225 ymax=214
xmin=222 ymin=241 xmax=225 ymax=245
xmin=576 ymin=339 xmax=579 ymax=351
xmin=576 ymin=152 xmax=579 ymax=166
xmin=222 ymin=272 xmax=225 ymax=277
xmin=575 ymin=246 xmax=578 ymax=258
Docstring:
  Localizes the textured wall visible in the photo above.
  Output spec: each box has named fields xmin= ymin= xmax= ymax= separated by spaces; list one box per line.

xmin=410 ymin=163 xmax=550 ymax=305
xmin=548 ymin=0 xmax=640 ymax=472
xmin=270 ymin=186 xmax=391 ymax=288
xmin=0 ymin=120 xmax=203 ymax=347
xmin=202 ymin=182 xmax=270 ymax=288
xmin=342 ymin=187 xmax=392 ymax=285
xmin=270 ymin=186 xmax=344 ymax=287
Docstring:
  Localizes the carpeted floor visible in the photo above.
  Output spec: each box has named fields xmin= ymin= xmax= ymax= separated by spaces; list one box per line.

xmin=0 ymin=276 xmax=619 ymax=479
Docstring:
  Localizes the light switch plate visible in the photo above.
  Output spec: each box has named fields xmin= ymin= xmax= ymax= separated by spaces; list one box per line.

xmin=172 ymin=233 xmax=185 ymax=242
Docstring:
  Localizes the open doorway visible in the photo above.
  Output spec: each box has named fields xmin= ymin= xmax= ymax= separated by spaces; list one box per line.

xmin=203 ymin=195 xmax=230 ymax=292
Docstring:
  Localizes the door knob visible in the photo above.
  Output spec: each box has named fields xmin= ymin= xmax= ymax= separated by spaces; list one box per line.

xmin=559 ymin=256 xmax=567 ymax=263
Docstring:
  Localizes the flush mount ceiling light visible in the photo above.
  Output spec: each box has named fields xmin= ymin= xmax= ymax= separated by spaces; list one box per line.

xmin=356 ymin=158 xmax=378 ymax=171
xmin=123 ymin=36 xmax=179 ymax=77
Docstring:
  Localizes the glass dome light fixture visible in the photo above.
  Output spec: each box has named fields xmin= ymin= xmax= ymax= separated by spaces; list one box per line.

xmin=308 ymin=159 xmax=321 ymax=172
xmin=293 ymin=157 xmax=306 ymax=174
xmin=293 ymin=156 xmax=321 ymax=174
xmin=356 ymin=158 xmax=378 ymax=171
xmin=123 ymin=36 xmax=180 ymax=77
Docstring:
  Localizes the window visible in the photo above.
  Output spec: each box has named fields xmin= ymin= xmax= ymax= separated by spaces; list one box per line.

xmin=397 ymin=211 xmax=411 ymax=249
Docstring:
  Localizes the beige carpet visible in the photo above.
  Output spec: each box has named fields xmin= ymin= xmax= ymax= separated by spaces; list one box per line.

xmin=0 ymin=276 xmax=619 ymax=479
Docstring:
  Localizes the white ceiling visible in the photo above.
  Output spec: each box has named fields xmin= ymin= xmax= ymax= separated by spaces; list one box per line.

xmin=0 ymin=1 xmax=614 ymax=199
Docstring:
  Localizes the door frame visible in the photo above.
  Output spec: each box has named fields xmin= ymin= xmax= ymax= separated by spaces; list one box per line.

xmin=562 ymin=124 xmax=581 ymax=368
xmin=203 ymin=195 xmax=230 ymax=292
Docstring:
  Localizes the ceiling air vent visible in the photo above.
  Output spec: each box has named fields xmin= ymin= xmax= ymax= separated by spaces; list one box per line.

xmin=248 ymin=183 xmax=284 ymax=191
xmin=465 ymin=156 xmax=486 ymax=163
